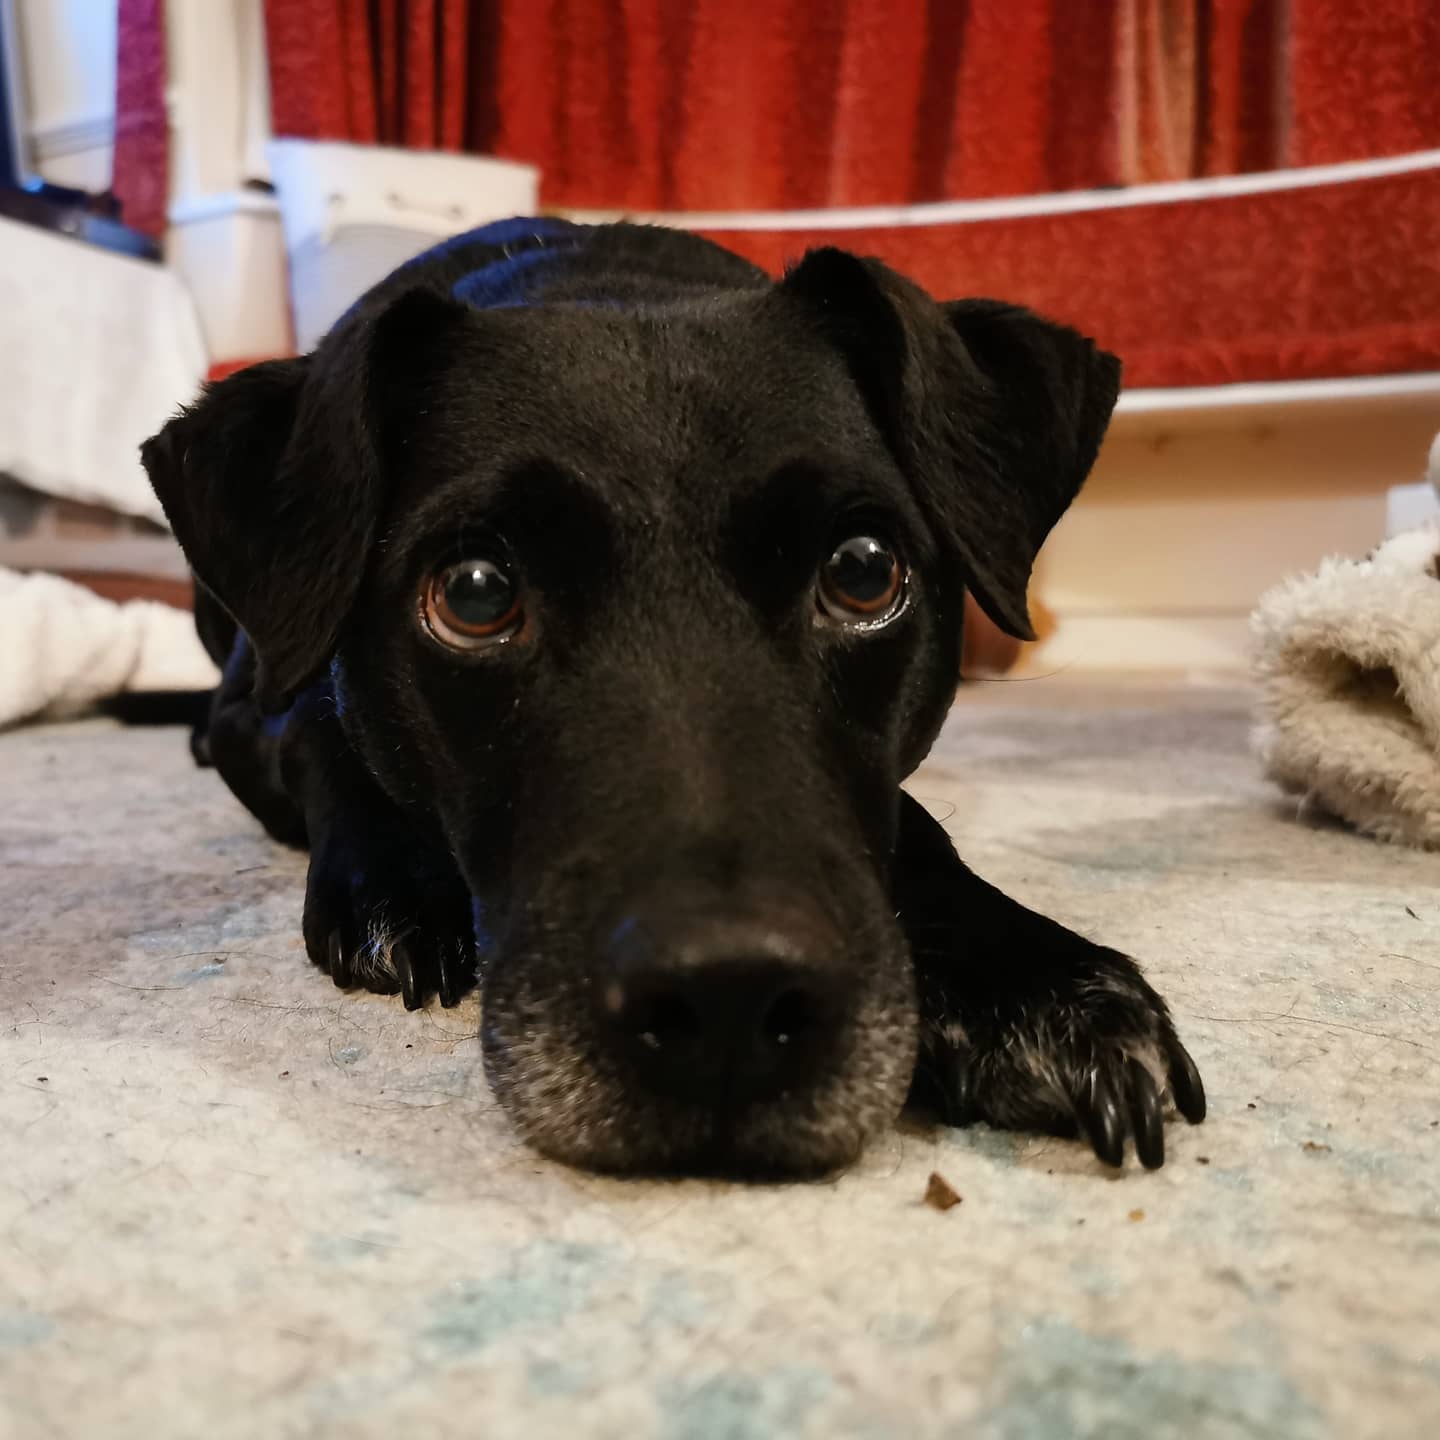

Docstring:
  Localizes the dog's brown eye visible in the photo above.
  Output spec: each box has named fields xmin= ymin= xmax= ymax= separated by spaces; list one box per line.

xmin=818 ymin=536 xmax=904 ymax=623
xmin=423 ymin=559 xmax=522 ymax=648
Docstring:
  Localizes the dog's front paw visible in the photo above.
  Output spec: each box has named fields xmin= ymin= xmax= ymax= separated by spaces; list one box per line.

xmin=301 ymin=841 xmax=476 ymax=1010
xmin=920 ymin=947 xmax=1206 ymax=1169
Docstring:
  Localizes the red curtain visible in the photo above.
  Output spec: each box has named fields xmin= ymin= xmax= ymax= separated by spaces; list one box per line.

xmin=111 ymin=0 xmax=170 ymax=236
xmin=111 ymin=3 xmax=1440 ymax=384
xmin=1288 ymin=0 xmax=1440 ymax=166
xmin=116 ymin=3 xmax=1440 ymax=225
xmin=263 ymin=0 xmax=1440 ymax=211
xmin=707 ymin=168 xmax=1440 ymax=389
xmin=261 ymin=0 xmax=1160 ymax=207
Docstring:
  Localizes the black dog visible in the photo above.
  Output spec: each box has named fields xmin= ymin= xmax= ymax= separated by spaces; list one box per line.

xmin=142 ymin=219 xmax=1204 ymax=1177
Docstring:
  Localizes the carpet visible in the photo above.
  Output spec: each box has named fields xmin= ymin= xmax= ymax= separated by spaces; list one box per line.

xmin=3 ymin=680 xmax=1437 ymax=1438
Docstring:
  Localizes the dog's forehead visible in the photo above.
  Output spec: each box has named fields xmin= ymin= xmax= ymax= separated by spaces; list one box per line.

xmin=413 ymin=293 xmax=884 ymax=485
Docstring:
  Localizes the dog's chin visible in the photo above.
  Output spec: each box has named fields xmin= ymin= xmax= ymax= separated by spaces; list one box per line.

xmin=480 ymin=982 xmax=919 ymax=1179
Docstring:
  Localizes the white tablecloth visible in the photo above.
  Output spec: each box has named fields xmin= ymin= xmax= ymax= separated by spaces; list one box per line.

xmin=0 ymin=216 xmax=208 ymax=524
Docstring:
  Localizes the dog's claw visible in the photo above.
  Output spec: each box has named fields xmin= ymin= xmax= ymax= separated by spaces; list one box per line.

xmin=920 ymin=969 xmax=1205 ymax=1171
xmin=438 ymin=946 xmax=464 ymax=1009
xmin=303 ymin=842 xmax=476 ymax=1007
xmin=393 ymin=939 xmax=422 ymax=1011
xmin=1127 ymin=1057 xmax=1166 ymax=1170
xmin=327 ymin=929 xmax=352 ymax=988
xmin=1168 ymin=1041 xmax=1207 ymax=1124
xmin=1078 ymin=1071 xmax=1126 ymax=1168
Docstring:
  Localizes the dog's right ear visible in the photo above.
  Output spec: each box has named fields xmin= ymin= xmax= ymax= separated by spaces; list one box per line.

xmin=142 ymin=289 xmax=464 ymax=710
xmin=141 ymin=353 xmax=378 ymax=710
xmin=142 ymin=358 xmax=322 ymax=708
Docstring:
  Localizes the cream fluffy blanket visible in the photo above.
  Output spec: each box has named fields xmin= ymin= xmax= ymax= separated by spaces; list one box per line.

xmin=1252 ymin=509 xmax=1440 ymax=850
xmin=0 ymin=568 xmax=217 ymax=729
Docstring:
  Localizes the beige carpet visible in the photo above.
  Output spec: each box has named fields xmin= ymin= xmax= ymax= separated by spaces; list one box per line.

xmin=3 ymin=680 xmax=1438 ymax=1439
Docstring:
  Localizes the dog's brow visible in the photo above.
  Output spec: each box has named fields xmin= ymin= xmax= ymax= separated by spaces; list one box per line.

xmin=407 ymin=461 xmax=617 ymax=541
xmin=726 ymin=456 xmax=928 ymax=556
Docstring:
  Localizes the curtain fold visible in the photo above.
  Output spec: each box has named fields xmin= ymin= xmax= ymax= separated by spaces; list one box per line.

xmin=117 ymin=3 xmax=1440 ymax=226
xmin=260 ymin=0 xmax=1440 ymax=211
xmin=263 ymin=0 xmax=1141 ymax=207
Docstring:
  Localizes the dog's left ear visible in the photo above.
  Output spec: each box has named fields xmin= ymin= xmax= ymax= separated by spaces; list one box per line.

xmin=781 ymin=249 xmax=1121 ymax=640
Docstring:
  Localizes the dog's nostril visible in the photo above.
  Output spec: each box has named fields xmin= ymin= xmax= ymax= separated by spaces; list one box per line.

xmin=763 ymin=987 xmax=823 ymax=1047
xmin=617 ymin=988 xmax=703 ymax=1050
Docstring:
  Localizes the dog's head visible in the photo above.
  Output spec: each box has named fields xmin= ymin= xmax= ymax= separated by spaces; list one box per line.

xmin=143 ymin=235 xmax=1118 ymax=1175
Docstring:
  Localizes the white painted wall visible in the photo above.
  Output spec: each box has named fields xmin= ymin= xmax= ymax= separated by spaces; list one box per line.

xmin=1029 ymin=379 xmax=1440 ymax=675
xmin=165 ymin=0 xmax=271 ymax=203
xmin=8 ymin=0 xmax=289 ymax=360
xmin=163 ymin=0 xmax=291 ymax=360
xmin=14 ymin=0 xmax=117 ymax=191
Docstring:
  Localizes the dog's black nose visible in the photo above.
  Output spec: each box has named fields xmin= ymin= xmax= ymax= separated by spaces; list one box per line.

xmin=597 ymin=914 xmax=850 ymax=1108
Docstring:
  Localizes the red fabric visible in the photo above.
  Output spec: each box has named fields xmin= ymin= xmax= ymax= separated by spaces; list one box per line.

xmin=248 ymin=2 xmax=1440 ymax=385
xmin=111 ymin=0 xmax=170 ymax=237
xmin=1193 ymin=0 xmax=1286 ymax=177
xmin=1288 ymin=0 xmax=1440 ymax=167
xmin=207 ymin=360 xmax=270 ymax=383
xmin=264 ymin=1 xmax=1440 ymax=209
xmin=266 ymin=0 xmax=1139 ymax=207
xmin=701 ymin=168 xmax=1440 ymax=389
